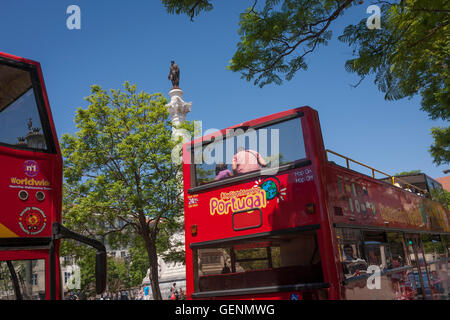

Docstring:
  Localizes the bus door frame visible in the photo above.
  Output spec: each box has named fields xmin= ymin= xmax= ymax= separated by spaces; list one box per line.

xmin=404 ymin=233 xmax=433 ymax=300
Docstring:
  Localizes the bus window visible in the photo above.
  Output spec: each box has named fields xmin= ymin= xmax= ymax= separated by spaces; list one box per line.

xmin=386 ymin=232 xmax=408 ymax=268
xmin=363 ymin=231 xmax=389 ymax=270
xmin=421 ymin=234 xmax=448 ymax=299
xmin=0 ymin=260 xmax=46 ymax=300
xmin=193 ymin=230 xmax=322 ymax=293
xmin=385 ymin=232 xmax=417 ymax=299
xmin=193 ymin=116 xmax=306 ymax=186
xmin=0 ymin=62 xmax=48 ymax=151
xmin=336 ymin=228 xmax=368 ymax=278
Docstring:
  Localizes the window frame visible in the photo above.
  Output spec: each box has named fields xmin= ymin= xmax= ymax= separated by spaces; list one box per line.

xmin=335 ymin=225 xmax=450 ymax=291
xmin=190 ymin=225 xmax=327 ymax=298
xmin=0 ymin=257 xmax=48 ymax=300
xmin=0 ymin=56 xmax=56 ymax=154
xmin=188 ymin=112 xmax=309 ymax=193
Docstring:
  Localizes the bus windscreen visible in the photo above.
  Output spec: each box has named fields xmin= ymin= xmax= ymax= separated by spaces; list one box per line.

xmin=0 ymin=63 xmax=48 ymax=151
xmin=193 ymin=116 xmax=306 ymax=186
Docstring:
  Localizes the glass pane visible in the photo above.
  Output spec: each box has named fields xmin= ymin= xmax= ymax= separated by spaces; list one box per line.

xmin=364 ymin=231 xmax=389 ymax=270
xmin=0 ymin=63 xmax=47 ymax=150
xmin=421 ymin=234 xmax=448 ymax=300
xmin=405 ymin=236 xmax=432 ymax=300
xmin=194 ymin=231 xmax=322 ymax=292
xmin=386 ymin=232 xmax=419 ymax=300
xmin=336 ymin=228 xmax=368 ymax=279
xmin=194 ymin=117 xmax=306 ymax=186
xmin=386 ymin=233 xmax=408 ymax=268
xmin=0 ymin=260 xmax=46 ymax=300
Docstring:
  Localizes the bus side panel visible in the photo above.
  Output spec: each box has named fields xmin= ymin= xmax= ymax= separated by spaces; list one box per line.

xmin=324 ymin=163 xmax=450 ymax=300
xmin=0 ymin=148 xmax=60 ymax=238
xmin=326 ymin=163 xmax=450 ymax=233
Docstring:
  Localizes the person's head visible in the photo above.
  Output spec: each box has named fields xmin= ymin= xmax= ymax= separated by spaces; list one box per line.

xmin=171 ymin=60 xmax=174 ymax=65
xmin=344 ymin=245 xmax=354 ymax=257
xmin=173 ymin=283 xmax=176 ymax=287
xmin=216 ymin=163 xmax=228 ymax=174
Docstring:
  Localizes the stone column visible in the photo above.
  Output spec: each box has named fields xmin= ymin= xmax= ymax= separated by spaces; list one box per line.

xmin=167 ymin=88 xmax=192 ymax=139
xmin=152 ymin=87 xmax=191 ymax=299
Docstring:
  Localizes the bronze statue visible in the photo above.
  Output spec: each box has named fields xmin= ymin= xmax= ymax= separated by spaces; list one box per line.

xmin=168 ymin=60 xmax=180 ymax=89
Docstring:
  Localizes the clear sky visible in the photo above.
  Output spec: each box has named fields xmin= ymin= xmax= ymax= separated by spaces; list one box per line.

xmin=1 ymin=0 xmax=447 ymax=179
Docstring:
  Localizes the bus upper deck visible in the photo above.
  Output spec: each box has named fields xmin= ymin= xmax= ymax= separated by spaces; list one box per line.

xmin=182 ymin=106 xmax=449 ymax=300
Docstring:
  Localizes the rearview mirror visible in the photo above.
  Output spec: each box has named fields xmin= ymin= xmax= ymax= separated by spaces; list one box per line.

xmin=96 ymin=251 xmax=107 ymax=295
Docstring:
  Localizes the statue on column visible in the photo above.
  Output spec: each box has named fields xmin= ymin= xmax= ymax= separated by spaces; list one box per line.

xmin=168 ymin=60 xmax=180 ymax=89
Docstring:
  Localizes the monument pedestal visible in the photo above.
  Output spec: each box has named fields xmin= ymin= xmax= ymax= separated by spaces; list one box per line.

xmin=167 ymin=88 xmax=192 ymax=138
xmin=143 ymin=87 xmax=191 ymax=298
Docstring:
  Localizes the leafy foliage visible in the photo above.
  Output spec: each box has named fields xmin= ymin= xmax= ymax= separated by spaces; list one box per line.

xmin=61 ymin=82 xmax=188 ymax=299
xmin=431 ymin=187 xmax=450 ymax=210
xmin=162 ymin=0 xmax=356 ymax=87
xmin=429 ymin=127 xmax=450 ymax=166
xmin=394 ymin=169 xmax=422 ymax=176
xmin=162 ymin=0 xmax=449 ymax=164
xmin=339 ymin=0 xmax=449 ymax=121
xmin=340 ymin=0 xmax=449 ymax=165
xmin=128 ymin=237 xmax=150 ymax=287
xmin=162 ymin=0 xmax=214 ymax=20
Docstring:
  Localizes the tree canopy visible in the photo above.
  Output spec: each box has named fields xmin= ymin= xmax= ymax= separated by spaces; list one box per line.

xmin=161 ymin=0 xmax=449 ymax=165
xmin=394 ymin=169 xmax=421 ymax=176
xmin=61 ymin=82 xmax=187 ymax=299
xmin=429 ymin=127 xmax=450 ymax=166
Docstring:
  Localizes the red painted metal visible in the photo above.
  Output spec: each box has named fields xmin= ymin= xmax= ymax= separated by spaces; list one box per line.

xmin=0 ymin=52 xmax=62 ymax=299
xmin=182 ymin=106 xmax=450 ymax=300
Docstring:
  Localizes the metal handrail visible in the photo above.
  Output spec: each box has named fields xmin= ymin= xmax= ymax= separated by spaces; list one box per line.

xmin=325 ymin=149 xmax=428 ymax=195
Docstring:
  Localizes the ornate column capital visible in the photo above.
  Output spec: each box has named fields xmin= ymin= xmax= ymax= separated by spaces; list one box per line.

xmin=167 ymin=88 xmax=192 ymax=127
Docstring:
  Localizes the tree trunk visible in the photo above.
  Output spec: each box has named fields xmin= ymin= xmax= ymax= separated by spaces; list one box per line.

xmin=142 ymin=231 xmax=162 ymax=300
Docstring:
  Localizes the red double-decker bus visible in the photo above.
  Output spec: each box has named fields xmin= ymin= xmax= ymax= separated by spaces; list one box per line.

xmin=0 ymin=52 xmax=106 ymax=300
xmin=182 ymin=106 xmax=449 ymax=300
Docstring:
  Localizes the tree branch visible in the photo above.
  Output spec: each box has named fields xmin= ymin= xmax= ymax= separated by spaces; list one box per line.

xmin=253 ymin=0 xmax=354 ymax=74
xmin=189 ymin=0 xmax=207 ymax=21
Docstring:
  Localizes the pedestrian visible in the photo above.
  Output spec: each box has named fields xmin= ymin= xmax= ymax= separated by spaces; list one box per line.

xmin=169 ymin=282 xmax=178 ymax=300
xmin=178 ymin=288 xmax=186 ymax=300
xmin=143 ymin=285 xmax=151 ymax=300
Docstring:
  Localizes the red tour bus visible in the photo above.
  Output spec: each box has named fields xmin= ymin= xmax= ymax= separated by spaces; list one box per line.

xmin=182 ymin=106 xmax=450 ymax=300
xmin=0 ymin=52 xmax=106 ymax=300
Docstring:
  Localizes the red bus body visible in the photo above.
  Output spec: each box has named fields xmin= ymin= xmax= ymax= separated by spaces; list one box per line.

xmin=0 ymin=52 xmax=105 ymax=300
xmin=183 ymin=106 xmax=450 ymax=300
xmin=0 ymin=52 xmax=63 ymax=299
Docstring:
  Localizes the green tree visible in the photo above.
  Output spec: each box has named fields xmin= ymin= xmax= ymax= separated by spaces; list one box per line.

xmin=128 ymin=238 xmax=150 ymax=288
xmin=106 ymin=256 xmax=131 ymax=294
xmin=430 ymin=127 xmax=450 ymax=166
xmin=431 ymin=187 xmax=450 ymax=210
xmin=161 ymin=0 xmax=450 ymax=164
xmin=394 ymin=169 xmax=421 ymax=176
xmin=61 ymin=82 xmax=187 ymax=300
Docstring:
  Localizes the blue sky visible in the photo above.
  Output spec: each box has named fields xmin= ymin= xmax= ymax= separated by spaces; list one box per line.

xmin=1 ymin=1 xmax=447 ymax=179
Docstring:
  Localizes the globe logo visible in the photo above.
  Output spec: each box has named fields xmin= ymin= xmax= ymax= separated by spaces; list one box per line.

xmin=23 ymin=160 xmax=40 ymax=177
xmin=261 ymin=178 xmax=279 ymax=200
